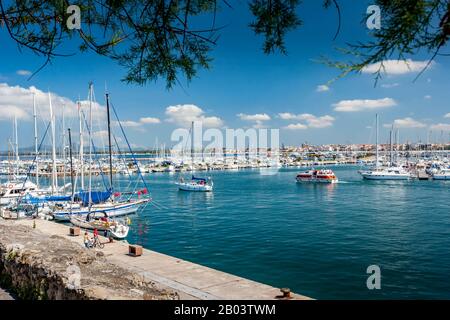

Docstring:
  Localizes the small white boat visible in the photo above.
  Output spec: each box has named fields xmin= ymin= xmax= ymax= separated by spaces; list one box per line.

xmin=177 ymin=176 xmax=213 ymax=192
xmin=70 ymin=211 xmax=130 ymax=239
xmin=109 ymin=223 xmax=130 ymax=239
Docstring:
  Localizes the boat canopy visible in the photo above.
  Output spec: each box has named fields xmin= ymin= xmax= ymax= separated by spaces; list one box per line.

xmin=75 ymin=190 xmax=112 ymax=206
xmin=191 ymin=176 xmax=207 ymax=182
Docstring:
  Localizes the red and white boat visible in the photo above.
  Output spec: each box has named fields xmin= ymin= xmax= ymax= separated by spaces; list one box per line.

xmin=296 ymin=169 xmax=338 ymax=183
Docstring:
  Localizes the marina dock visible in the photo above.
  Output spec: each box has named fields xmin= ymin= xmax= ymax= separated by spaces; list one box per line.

xmin=7 ymin=219 xmax=311 ymax=300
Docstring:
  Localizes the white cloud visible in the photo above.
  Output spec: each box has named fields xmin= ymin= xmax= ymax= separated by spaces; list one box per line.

xmin=165 ymin=104 xmax=223 ymax=128
xmin=380 ymin=83 xmax=399 ymax=88
xmin=384 ymin=117 xmax=426 ymax=129
xmin=430 ymin=123 xmax=450 ymax=131
xmin=115 ymin=117 xmax=161 ymax=129
xmin=119 ymin=120 xmax=142 ymax=128
xmin=332 ymin=98 xmax=397 ymax=112
xmin=237 ymin=113 xmax=271 ymax=121
xmin=361 ymin=59 xmax=433 ymax=75
xmin=283 ymin=123 xmax=308 ymax=130
xmin=237 ymin=113 xmax=271 ymax=128
xmin=0 ymin=82 xmax=105 ymax=122
xmin=278 ymin=113 xmax=297 ymax=120
xmin=279 ymin=113 xmax=335 ymax=129
xmin=16 ymin=70 xmax=32 ymax=76
xmin=424 ymin=95 xmax=432 ymax=99
xmin=444 ymin=113 xmax=450 ymax=118
xmin=140 ymin=117 xmax=160 ymax=124
xmin=316 ymin=85 xmax=329 ymax=92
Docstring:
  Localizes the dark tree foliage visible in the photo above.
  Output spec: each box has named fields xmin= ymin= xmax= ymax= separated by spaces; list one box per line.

xmin=0 ymin=0 xmax=449 ymax=87
xmin=249 ymin=0 xmax=302 ymax=54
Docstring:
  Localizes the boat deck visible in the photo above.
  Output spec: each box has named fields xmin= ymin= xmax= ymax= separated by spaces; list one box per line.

xmin=13 ymin=219 xmax=311 ymax=300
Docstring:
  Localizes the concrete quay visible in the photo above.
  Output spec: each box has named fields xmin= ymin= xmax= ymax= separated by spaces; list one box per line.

xmin=9 ymin=219 xmax=311 ymax=300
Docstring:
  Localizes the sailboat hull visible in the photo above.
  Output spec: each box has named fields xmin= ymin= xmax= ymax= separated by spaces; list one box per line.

xmin=177 ymin=182 xmax=213 ymax=192
xmin=53 ymin=199 xmax=148 ymax=221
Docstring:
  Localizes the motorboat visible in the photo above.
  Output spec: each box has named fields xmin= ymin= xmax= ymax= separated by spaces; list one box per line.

xmin=359 ymin=167 xmax=411 ymax=180
xmin=296 ymin=169 xmax=338 ymax=183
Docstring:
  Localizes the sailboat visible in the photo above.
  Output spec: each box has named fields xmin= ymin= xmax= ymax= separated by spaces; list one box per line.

xmin=359 ymin=114 xmax=411 ymax=180
xmin=53 ymin=85 xmax=149 ymax=221
xmin=176 ymin=122 xmax=213 ymax=192
xmin=0 ymin=116 xmax=40 ymax=206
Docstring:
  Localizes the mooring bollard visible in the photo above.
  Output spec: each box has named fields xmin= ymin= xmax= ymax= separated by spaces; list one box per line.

xmin=129 ymin=244 xmax=143 ymax=257
xmin=69 ymin=226 xmax=81 ymax=236
xmin=280 ymin=288 xmax=291 ymax=299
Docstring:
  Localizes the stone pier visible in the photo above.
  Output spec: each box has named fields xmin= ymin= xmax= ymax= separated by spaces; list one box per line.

xmin=1 ymin=219 xmax=311 ymax=300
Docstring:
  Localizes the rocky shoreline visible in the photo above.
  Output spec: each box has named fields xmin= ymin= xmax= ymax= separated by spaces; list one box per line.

xmin=0 ymin=221 xmax=179 ymax=300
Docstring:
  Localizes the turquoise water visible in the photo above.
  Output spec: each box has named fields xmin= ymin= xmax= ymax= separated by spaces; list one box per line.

xmin=124 ymin=166 xmax=450 ymax=299
xmin=3 ymin=166 xmax=450 ymax=299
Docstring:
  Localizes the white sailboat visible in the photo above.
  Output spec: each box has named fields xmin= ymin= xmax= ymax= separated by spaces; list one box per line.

xmin=176 ymin=122 xmax=213 ymax=192
xmin=359 ymin=114 xmax=411 ymax=180
xmin=54 ymin=84 xmax=149 ymax=221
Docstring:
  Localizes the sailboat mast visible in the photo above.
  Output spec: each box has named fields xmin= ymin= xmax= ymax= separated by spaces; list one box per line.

xmin=375 ymin=114 xmax=379 ymax=169
xmin=33 ymin=92 xmax=39 ymax=188
xmin=68 ymin=128 xmax=75 ymax=202
xmin=78 ymin=101 xmax=84 ymax=189
xmin=62 ymin=104 xmax=66 ymax=188
xmin=390 ymin=126 xmax=393 ymax=166
xmin=105 ymin=93 xmax=113 ymax=191
xmin=49 ymin=92 xmax=58 ymax=194
xmin=396 ymin=129 xmax=400 ymax=165
xmin=13 ymin=116 xmax=19 ymax=177
xmin=88 ymin=83 xmax=93 ymax=209
xmin=191 ymin=121 xmax=194 ymax=170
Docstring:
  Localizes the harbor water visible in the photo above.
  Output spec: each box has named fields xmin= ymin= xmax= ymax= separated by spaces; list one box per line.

xmin=124 ymin=166 xmax=450 ymax=299
xmin=3 ymin=165 xmax=450 ymax=299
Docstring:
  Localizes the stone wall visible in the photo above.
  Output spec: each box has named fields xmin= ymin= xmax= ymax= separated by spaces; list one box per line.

xmin=0 ymin=222 xmax=179 ymax=300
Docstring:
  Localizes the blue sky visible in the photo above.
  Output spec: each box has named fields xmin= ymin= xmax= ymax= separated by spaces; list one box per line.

xmin=0 ymin=0 xmax=449 ymax=150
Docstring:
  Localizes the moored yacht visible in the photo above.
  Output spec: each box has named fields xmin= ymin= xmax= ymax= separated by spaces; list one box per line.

xmin=360 ymin=167 xmax=411 ymax=180
xmin=433 ymin=168 xmax=450 ymax=180
xmin=0 ymin=180 xmax=38 ymax=205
